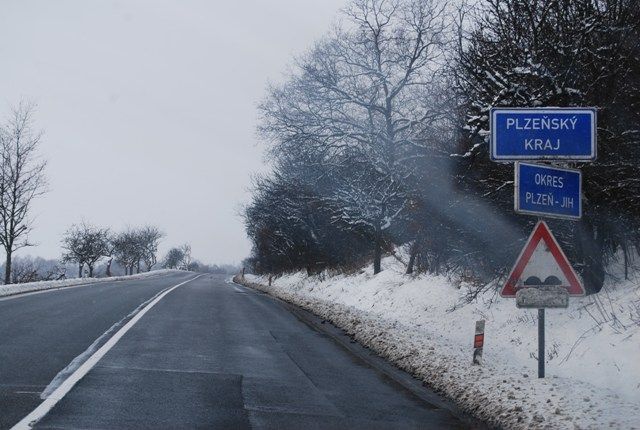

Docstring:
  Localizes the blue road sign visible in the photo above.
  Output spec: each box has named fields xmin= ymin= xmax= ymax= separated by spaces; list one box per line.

xmin=491 ymin=108 xmax=596 ymax=161
xmin=515 ymin=162 xmax=582 ymax=220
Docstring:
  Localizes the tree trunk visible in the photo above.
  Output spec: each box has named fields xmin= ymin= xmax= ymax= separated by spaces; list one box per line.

xmin=136 ymin=260 xmax=140 ymax=274
xmin=623 ymin=243 xmax=629 ymax=280
xmin=106 ymin=258 xmax=112 ymax=277
xmin=373 ymin=228 xmax=382 ymax=275
xmin=78 ymin=263 xmax=83 ymax=278
xmin=88 ymin=264 xmax=94 ymax=278
xmin=4 ymin=250 xmax=12 ymax=285
xmin=575 ymin=221 xmax=605 ymax=294
xmin=406 ymin=240 xmax=418 ymax=275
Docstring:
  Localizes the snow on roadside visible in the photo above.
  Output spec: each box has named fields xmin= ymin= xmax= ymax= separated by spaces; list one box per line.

xmin=237 ymin=257 xmax=640 ymax=429
xmin=0 ymin=269 xmax=185 ymax=298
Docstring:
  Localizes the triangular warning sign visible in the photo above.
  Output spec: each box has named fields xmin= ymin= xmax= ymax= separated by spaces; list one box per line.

xmin=501 ymin=221 xmax=585 ymax=297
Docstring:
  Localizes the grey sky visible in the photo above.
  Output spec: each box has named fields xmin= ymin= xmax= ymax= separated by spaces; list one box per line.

xmin=0 ymin=0 xmax=345 ymax=265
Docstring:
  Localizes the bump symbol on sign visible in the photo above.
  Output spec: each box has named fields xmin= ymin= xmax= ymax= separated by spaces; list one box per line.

xmin=524 ymin=275 xmax=561 ymax=287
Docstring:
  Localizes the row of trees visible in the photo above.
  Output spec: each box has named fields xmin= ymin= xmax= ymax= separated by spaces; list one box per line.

xmin=0 ymin=238 xmax=237 ymax=283
xmin=61 ymin=224 xmax=164 ymax=277
xmin=2 ymin=256 xmax=66 ymax=284
xmin=0 ymin=102 xmax=236 ymax=284
xmin=244 ymin=0 xmax=640 ymax=294
xmin=60 ymin=226 xmax=235 ymax=279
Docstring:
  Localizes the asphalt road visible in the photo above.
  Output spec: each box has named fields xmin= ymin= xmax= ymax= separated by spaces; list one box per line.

xmin=2 ymin=273 xmax=482 ymax=429
xmin=0 ymin=271 xmax=195 ymax=429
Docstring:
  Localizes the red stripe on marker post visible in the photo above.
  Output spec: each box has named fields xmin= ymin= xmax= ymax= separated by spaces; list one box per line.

xmin=474 ymin=333 xmax=484 ymax=349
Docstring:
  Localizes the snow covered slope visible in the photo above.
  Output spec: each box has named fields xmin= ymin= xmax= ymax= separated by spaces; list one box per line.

xmin=239 ymin=257 xmax=640 ymax=429
xmin=0 ymin=269 xmax=184 ymax=298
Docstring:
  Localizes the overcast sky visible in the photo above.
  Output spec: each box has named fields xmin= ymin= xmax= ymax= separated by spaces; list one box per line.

xmin=0 ymin=0 xmax=345 ymax=265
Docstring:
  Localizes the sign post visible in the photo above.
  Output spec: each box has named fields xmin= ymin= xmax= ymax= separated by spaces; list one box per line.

xmin=489 ymin=107 xmax=597 ymax=378
xmin=491 ymin=106 xmax=596 ymax=378
xmin=538 ymin=309 xmax=545 ymax=378
xmin=515 ymin=285 xmax=569 ymax=378
xmin=500 ymin=220 xmax=584 ymax=378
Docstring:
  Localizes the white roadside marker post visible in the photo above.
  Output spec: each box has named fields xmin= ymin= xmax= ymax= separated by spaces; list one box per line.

xmin=473 ymin=320 xmax=485 ymax=365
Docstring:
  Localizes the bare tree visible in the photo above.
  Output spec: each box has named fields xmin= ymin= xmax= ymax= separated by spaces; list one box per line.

xmin=0 ymin=101 xmax=47 ymax=284
xmin=139 ymin=226 xmax=164 ymax=271
xmin=113 ymin=230 xmax=138 ymax=275
xmin=11 ymin=257 xmax=40 ymax=284
xmin=8 ymin=256 xmax=65 ymax=283
xmin=163 ymin=247 xmax=185 ymax=269
xmin=61 ymin=223 xmax=110 ymax=277
xmin=162 ymin=244 xmax=192 ymax=270
xmin=111 ymin=227 xmax=164 ymax=275
xmin=104 ymin=234 xmax=115 ymax=277
xmin=180 ymin=244 xmax=192 ymax=270
xmin=258 ymin=0 xmax=448 ymax=273
xmin=61 ymin=226 xmax=84 ymax=277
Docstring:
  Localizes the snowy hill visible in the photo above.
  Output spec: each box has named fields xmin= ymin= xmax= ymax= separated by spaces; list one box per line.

xmin=241 ymin=256 xmax=640 ymax=429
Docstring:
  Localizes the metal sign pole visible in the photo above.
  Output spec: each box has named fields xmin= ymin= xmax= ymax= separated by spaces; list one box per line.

xmin=493 ymin=106 xmax=594 ymax=380
xmin=536 ymin=214 xmax=545 ymax=379
xmin=538 ymin=308 xmax=545 ymax=378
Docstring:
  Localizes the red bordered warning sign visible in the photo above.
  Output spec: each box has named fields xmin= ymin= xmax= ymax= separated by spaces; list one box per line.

xmin=501 ymin=221 xmax=585 ymax=297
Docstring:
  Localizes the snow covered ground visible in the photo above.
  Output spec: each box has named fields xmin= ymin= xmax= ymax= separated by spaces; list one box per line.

xmin=239 ymin=256 xmax=640 ymax=429
xmin=0 ymin=269 xmax=184 ymax=298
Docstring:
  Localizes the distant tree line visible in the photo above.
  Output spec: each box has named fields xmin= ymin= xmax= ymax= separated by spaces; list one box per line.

xmin=244 ymin=0 xmax=640 ymax=294
xmin=0 ymin=256 xmax=66 ymax=284
xmin=61 ymin=224 xmax=164 ymax=277
xmin=162 ymin=244 xmax=238 ymax=274
xmin=0 ymin=101 xmax=235 ymax=285
xmin=0 ymin=234 xmax=238 ymax=284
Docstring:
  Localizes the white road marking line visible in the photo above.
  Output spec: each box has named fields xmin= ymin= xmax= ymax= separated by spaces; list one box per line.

xmin=10 ymin=274 xmax=203 ymax=430
xmin=39 ymin=285 xmax=174 ymax=399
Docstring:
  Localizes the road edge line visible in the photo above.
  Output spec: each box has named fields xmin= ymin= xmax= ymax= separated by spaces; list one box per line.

xmin=10 ymin=274 xmax=203 ymax=430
